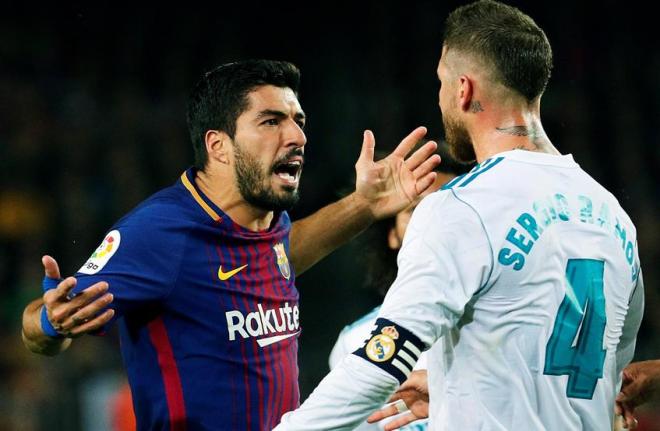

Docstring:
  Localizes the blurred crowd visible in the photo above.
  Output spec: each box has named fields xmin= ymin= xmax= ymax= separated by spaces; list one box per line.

xmin=1 ymin=2 xmax=658 ymax=430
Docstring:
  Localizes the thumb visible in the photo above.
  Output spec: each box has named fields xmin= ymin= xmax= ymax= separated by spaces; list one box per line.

xmin=42 ymin=255 xmax=62 ymax=280
xmin=357 ymin=130 xmax=376 ymax=166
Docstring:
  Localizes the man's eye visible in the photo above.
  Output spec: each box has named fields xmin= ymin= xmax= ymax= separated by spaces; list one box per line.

xmin=296 ymin=121 xmax=306 ymax=129
xmin=263 ymin=118 xmax=279 ymax=126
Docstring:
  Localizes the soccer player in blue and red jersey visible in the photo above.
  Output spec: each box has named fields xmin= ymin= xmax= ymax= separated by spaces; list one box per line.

xmin=21 ymin=60 xmax=440 ymax=430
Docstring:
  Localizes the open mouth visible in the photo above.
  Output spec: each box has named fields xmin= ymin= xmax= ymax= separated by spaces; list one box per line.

xmin=272 ymin=160 xmax=302 ymax=185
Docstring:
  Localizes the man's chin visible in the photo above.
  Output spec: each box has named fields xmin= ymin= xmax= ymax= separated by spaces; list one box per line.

xmin=274 ymin=189 xmax=300 ymax=210
xmin=245 ymin=189 xmax=299 ymax=212
xmin=279 ymin=184 xmax=298 ymax=194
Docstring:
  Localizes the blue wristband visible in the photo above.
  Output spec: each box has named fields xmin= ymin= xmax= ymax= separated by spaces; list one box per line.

xmin=40 ymin=306 xmax=64 ymax=339
xmin=42 ymin=276 xmax=62 ymax=292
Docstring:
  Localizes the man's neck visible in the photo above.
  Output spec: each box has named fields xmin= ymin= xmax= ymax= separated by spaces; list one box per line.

xmin=195 ymin=169 xmax=274 ymax=231
xmin=471 ymin=108 xmax=560 ymax=163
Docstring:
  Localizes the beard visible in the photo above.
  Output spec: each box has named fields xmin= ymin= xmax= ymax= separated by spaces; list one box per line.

xmin=233 ymin=140 xmax=300 ymax=212
xmin=443 ymin=114 xmax=476 ymax=163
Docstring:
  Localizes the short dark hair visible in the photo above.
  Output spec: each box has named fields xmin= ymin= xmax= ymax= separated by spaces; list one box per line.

xmin=186 ymin=59 xmax=301 ymax=169
xmin=444 ymin=0 xmax=553 ymax=101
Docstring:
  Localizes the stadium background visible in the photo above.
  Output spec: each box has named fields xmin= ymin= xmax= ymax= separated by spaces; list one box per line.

xmin=0 ymin=1 xmax=658 ymax=429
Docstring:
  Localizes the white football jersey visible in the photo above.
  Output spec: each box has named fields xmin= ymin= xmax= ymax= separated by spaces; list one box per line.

xmin=329 ymin=306 xmax=429 ymax=431
xmin=276 ymin=150 xmax=643 ymax=431
xmin=380 ymin=150 xmax=643 ymax=430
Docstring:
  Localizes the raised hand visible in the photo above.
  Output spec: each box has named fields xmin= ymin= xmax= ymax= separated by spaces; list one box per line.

xmin=354 ymin=127 xmax=441 ymax=220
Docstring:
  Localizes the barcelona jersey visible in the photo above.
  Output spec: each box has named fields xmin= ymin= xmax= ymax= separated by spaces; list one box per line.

xmin=73 ymin=168 xmax=300 ymax=430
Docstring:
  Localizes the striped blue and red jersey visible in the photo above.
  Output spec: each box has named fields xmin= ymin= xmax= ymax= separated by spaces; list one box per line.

xmin=72 ymin=167 xmax=300 ymax=430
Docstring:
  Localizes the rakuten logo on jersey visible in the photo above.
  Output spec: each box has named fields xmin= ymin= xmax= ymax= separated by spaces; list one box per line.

xmin=226 ymin=302 xmax=300 ymax=347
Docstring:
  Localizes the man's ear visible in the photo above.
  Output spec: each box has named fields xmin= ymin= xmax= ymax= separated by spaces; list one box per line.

xmin=388 ymin=226 xmax=402 ymax=250
xmin=457 ymin=75 xmax=474 ymax=113
xmin=205 ymin=130 xmax=230 ymax=165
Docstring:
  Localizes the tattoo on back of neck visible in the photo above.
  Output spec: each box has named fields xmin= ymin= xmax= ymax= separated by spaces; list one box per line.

xmin=496 ymin=126 xmax=536 ymax=137
xmin=496 ymin=126 xmax=547 ymax=151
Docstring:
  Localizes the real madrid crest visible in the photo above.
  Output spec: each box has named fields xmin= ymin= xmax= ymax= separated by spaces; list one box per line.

xmin=365 ymin=326 xmax=399 ymax=362
xmin=272 ymin=242 xmax=291 ymax=280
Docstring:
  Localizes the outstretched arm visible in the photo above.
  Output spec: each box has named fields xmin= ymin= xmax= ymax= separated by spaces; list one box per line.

xmin=21 ymin=255 xmax=115 ymax=356
xmin=290 ymin=127 xmax=440 ymax=274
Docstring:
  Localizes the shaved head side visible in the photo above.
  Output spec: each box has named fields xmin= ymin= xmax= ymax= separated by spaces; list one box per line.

xmin=443 ymin=0 xmax=553 ymax=102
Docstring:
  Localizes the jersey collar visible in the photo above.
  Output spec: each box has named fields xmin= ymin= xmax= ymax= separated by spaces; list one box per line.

xmin=494 ymin=149 xmax=579 ymax=168
xmin=180 ymin=168 xmax=222 ymax=222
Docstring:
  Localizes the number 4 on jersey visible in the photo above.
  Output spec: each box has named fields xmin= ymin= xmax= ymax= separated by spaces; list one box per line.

xmin=544 ymin=259 xmax=606 ymax=399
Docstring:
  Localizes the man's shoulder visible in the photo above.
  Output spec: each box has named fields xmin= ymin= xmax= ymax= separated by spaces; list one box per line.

xmin=118 ymin=182 xmax=197 ymax=227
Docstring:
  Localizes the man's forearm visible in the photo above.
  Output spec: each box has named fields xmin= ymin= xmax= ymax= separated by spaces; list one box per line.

xmin=275 ymin=354 xmax=398 ymax=430
xmin=290 ymin=192 xmax=374 ymax=275
xmin=21 ymin=299 xmax=71 ymax=356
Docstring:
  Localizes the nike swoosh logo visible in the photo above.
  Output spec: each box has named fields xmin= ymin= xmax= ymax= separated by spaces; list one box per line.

xmin=256 ymin=331 xmax=300 ymax=347
xmin=218 ymin=264 xmax=248 ymax=281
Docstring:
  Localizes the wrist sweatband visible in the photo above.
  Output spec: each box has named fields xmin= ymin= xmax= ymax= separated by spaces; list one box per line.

xmin=42 ymin=275 xmax=62 ymax=292
xmin=40 ymin=306 xmax=64 ymax=339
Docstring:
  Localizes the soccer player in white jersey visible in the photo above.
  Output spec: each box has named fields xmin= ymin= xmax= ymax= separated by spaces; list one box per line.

xmin=328 ymin=143 xmax=471 ymax=431
xmin=275 ymin=1 xmax=644 ymax=430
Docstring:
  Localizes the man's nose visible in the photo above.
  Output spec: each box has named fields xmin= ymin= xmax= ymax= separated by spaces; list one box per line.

xmin=283 ymin=119 xmax=306 ymax=148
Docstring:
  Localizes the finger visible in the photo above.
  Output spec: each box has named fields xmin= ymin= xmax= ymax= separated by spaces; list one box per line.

xmin=394 ymin=388 xmax=429 ymax=407
xmin=414 ymin=172 xmax=438 ymax=196
xmin=42 ymin=255 xmax=62 ymax=280
xmin=69 ymin=309 xmax=115 ymax=338
xmin=366 ymin=404 xmax=399 ymax=423
xmin=405 ymin=140 xmax=438 ymax=171
xmin=43 ymin=277 xmax=77 ymax=308
xmin=383 ymin=412 xmax=419 ymax=431
xmin=412 ymin=154 xmax=442 ymax=180
xmin=622 ymin=369 xmax=633 ymax=384
xmin=51 ymin=276 xmax=79 ymax=301
xmin=60 ymin=292 xmax=113 ymax=332
xmin=617 ymin=378 xmax=645 ymax=405
xmin=614 ymin=401 xmax=623 ymax=416
xmin=391 ymin=126 xmax=427 ymax=159
xmin=616 ymin=401 xmax=636 ymax=429
xmin=623 ymin=408 xmax=638 ymax=430
xmin=66 ymin=281 xmax=109 ymax=310
xmin=357 ymin=130 xmax=376 ymax=166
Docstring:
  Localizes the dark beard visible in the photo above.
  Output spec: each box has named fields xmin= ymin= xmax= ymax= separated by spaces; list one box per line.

xmin=443 ymin=115 xmax=476 ymax=163
xmin=233 ymin=141 xmax=300 ymax=212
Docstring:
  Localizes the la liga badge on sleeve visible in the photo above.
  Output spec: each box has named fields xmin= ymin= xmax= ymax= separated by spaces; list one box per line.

xmin=78 ymin=230 xmax=121 ymax=274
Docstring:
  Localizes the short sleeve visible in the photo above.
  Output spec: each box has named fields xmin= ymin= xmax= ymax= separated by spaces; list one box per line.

xmin=72 ymin=211 xmax=188 ymax=327
xmin=378 ymin=190 xmax=493 ymax=348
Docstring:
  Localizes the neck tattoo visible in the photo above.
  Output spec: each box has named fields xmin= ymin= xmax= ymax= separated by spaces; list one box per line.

xmin=496 ymin=125 xmax=546 ymax=151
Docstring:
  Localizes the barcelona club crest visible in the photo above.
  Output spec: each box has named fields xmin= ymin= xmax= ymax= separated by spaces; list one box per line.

xmin=365 ymin=326 xmax=399 ymax=362
xmin=272 ymin=243 xmax=291 ymax=280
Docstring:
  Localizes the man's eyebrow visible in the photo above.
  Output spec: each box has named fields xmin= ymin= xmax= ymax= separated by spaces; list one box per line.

xmin=256 ymin=109 xmax=306 ymax=122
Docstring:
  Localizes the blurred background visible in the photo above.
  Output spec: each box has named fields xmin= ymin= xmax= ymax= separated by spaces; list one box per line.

xmin=0 ymin=1 xmax=658 ymax=430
